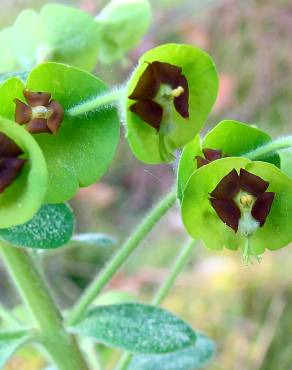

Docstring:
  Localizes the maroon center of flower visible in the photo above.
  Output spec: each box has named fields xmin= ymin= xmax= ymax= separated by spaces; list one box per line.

xmin=195 ymin=148 xmax=224 ymax=168
xmin=210 ymin=168 xmax=275 ymax=233
xmin=129 ymin=61 xmax=189 ymax=131
xmin=14 ymin=90 xmax=64 ymax=135
xmin=0 ymin=133 xmax=26 ymax=193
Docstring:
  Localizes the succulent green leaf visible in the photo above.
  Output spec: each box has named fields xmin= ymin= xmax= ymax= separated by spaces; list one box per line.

xmin=70 ymin=303 xmax=196 ymax=354
xmin=11 ymin=9 xmax=42 ymax=70
xmin=0 ymin=63 xmax=120 ymax=203
xmin=96 ymin=0 xmax=152 ymax=64
xmin=182 ymin=157 xmax=292 ymax=253
xmin=0 ymin=330 xmax=29 ymax=368
xmin=39 ymin=4 xmax=100 ymax=71
xmin=0 ymin=118 xmax=47 ymax=228
xmin=129 ymin=333 xmax=216 ymax=370
xmin=177 ymin=120 xmax=280 ymax=202
xmin=125 ymin=43 xmax=218 ymax=163
xmin=0 ymin=203 xmax=74 ymax=249
xmin=72 ymin=233 xmax=117 ymax=248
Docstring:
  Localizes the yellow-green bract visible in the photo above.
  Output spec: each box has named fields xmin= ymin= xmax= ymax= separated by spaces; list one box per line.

xmin=0 ymin=118 xmax=47 ymax=228
xmin=182 ymin=157 xmax=292 ymax=254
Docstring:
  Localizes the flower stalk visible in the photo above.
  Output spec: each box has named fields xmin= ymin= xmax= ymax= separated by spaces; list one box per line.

xmin=0 ymin=242 xmax=88 ymax=370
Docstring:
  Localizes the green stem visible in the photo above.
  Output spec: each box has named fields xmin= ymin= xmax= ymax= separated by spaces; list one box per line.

xmin=151 ymin=238 xmax=197 ymax=305
xmin=0 ymin=303 xmax=21 ymax=327
xmin=67 ymin=189 xmax=177 ymax=326
xmin=0 ymin=328 xmax=30 ymax=340
xmin=0 ymin=243 xmax=88 ymax=370
xmin=244 ymin=136 xmax=292 ymax=160
xmin=68 ymin=87 xmax=124 ymax=117
xmin=115 ymin=238 xmax=197 ymax=370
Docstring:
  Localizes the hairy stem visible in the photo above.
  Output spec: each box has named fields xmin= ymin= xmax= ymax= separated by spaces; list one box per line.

xmin=67 ymin=87 xmax=124 ymax=116
xmin=0 ymin=243 xmax=88 ymax=370
xmin=0 ymin=303 xmax=21 ymax=327
xmin=67 ymin=189 xmax=177 ymax=326
xmin=115 ymin=238 xmax=197 ymax=370
xmin=151 ymin=238 xmax=197 ymax=305
xmin=244 ymin=136 xmax=292 ymax=160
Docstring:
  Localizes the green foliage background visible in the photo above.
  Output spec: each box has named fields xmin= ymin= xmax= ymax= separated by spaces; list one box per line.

xmin=0 ymin=0 xmax=292 ymax=369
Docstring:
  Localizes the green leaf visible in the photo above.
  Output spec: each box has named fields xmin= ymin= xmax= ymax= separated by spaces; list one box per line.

xmin=94 ymin=291 xmax=137 ymax=306
xmin=0 ymin=330 xmax=29 ymax=368
xmin=0 ymin=118 xmax=47 ymax=228
xmin=181 ymin=157 xmax=292 ymax=253
xmin=11 ymin=9 xmax=42 ymax=70
xmin=0 ymin=63 xmax=120 ymax=203
xmin=0 ymin=27 xmax=18 ymax=74
xmin=124 ymin=43 xmax=218 ymax=163
xmin=280 ymin=149 xmax=292 ymax=177
xmin=177 ymin=134 xmax=201 ymax=202
xmin=0 ymin=204 xmax=74 ymax=249
xmin=72 ymin=233 xmax=117 ymax=248
xmin=245 ymin=161 xmax=292 ymax=253
xmin=39 ymin=4 xmax=100 ymax=71
xmin=203 ymin=120 xmax=280 ymax=165
xmin=96 ymin=0 xmax=152 ymax=64
xmin=70 ymin=303 xmax=196 ymax=354
xmin=177 ymin=120 xmax=280 ymax=202
xmin=0 ymin=72 xmax=29 ymax=85
xmin=129 ymin=333 xmax=216 ymax=370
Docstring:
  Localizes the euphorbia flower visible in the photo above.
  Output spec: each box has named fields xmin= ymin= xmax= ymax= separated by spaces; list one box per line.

xmin=0 ymin=63 xmax=119 ymax=204
xmin=0 ymin=133 xmax=26 ymax=193
xmin=177 ymin=120 xmax=281 ymax=202
xmin=181 ymin=157 xmax=292 ymax=260
xmin=210 ymin=168 xmax=275 ymax=235
xmin=14 ymin=89 xmax=64 ymax=134
xmin=129 ymin=61 xmax=189 ymax=131
xmin=126 ymin=44 xmax=218 ymax=164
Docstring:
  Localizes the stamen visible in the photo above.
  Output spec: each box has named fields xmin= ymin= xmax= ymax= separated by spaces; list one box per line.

xmin=32 ymin=106 xmax=53 ymax=120
xmin=171 ymin=86 xmax=184 ymax=98
xmin=240 ymin=194 xmax=253 ymax=207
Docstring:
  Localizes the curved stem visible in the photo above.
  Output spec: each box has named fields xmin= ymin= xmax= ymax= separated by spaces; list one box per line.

xmin=0 ymin=243 xmax=88 ymax=370
xmin=115 ymin=238 xmax=197 ymax=370
xmin=68 ymin=87 xmax=124 ymax=117
xmin=244 ymin=136 xmax=292 ymax=160
xmin=151 ymin=238 xmax=197 ymax=305
xmin=67 ymin=189 xmax=177 ymax=326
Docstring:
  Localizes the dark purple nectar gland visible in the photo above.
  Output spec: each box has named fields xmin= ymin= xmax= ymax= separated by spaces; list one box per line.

xmin=129 ymin=61 xmax=189 ymax=132
xmin=14 ymin=90 xmax=64 ymax=135
xmin=195 ymin=148 xmax=224 ymax=168
xmin=209 ymin=168 xmax=275 ymax=263
xmin=0 ymin=133 xmax=26 ymax=193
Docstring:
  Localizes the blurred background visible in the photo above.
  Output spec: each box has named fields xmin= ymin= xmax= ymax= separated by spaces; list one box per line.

xmin=1 ymin=0 xmax=292 ymax=369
